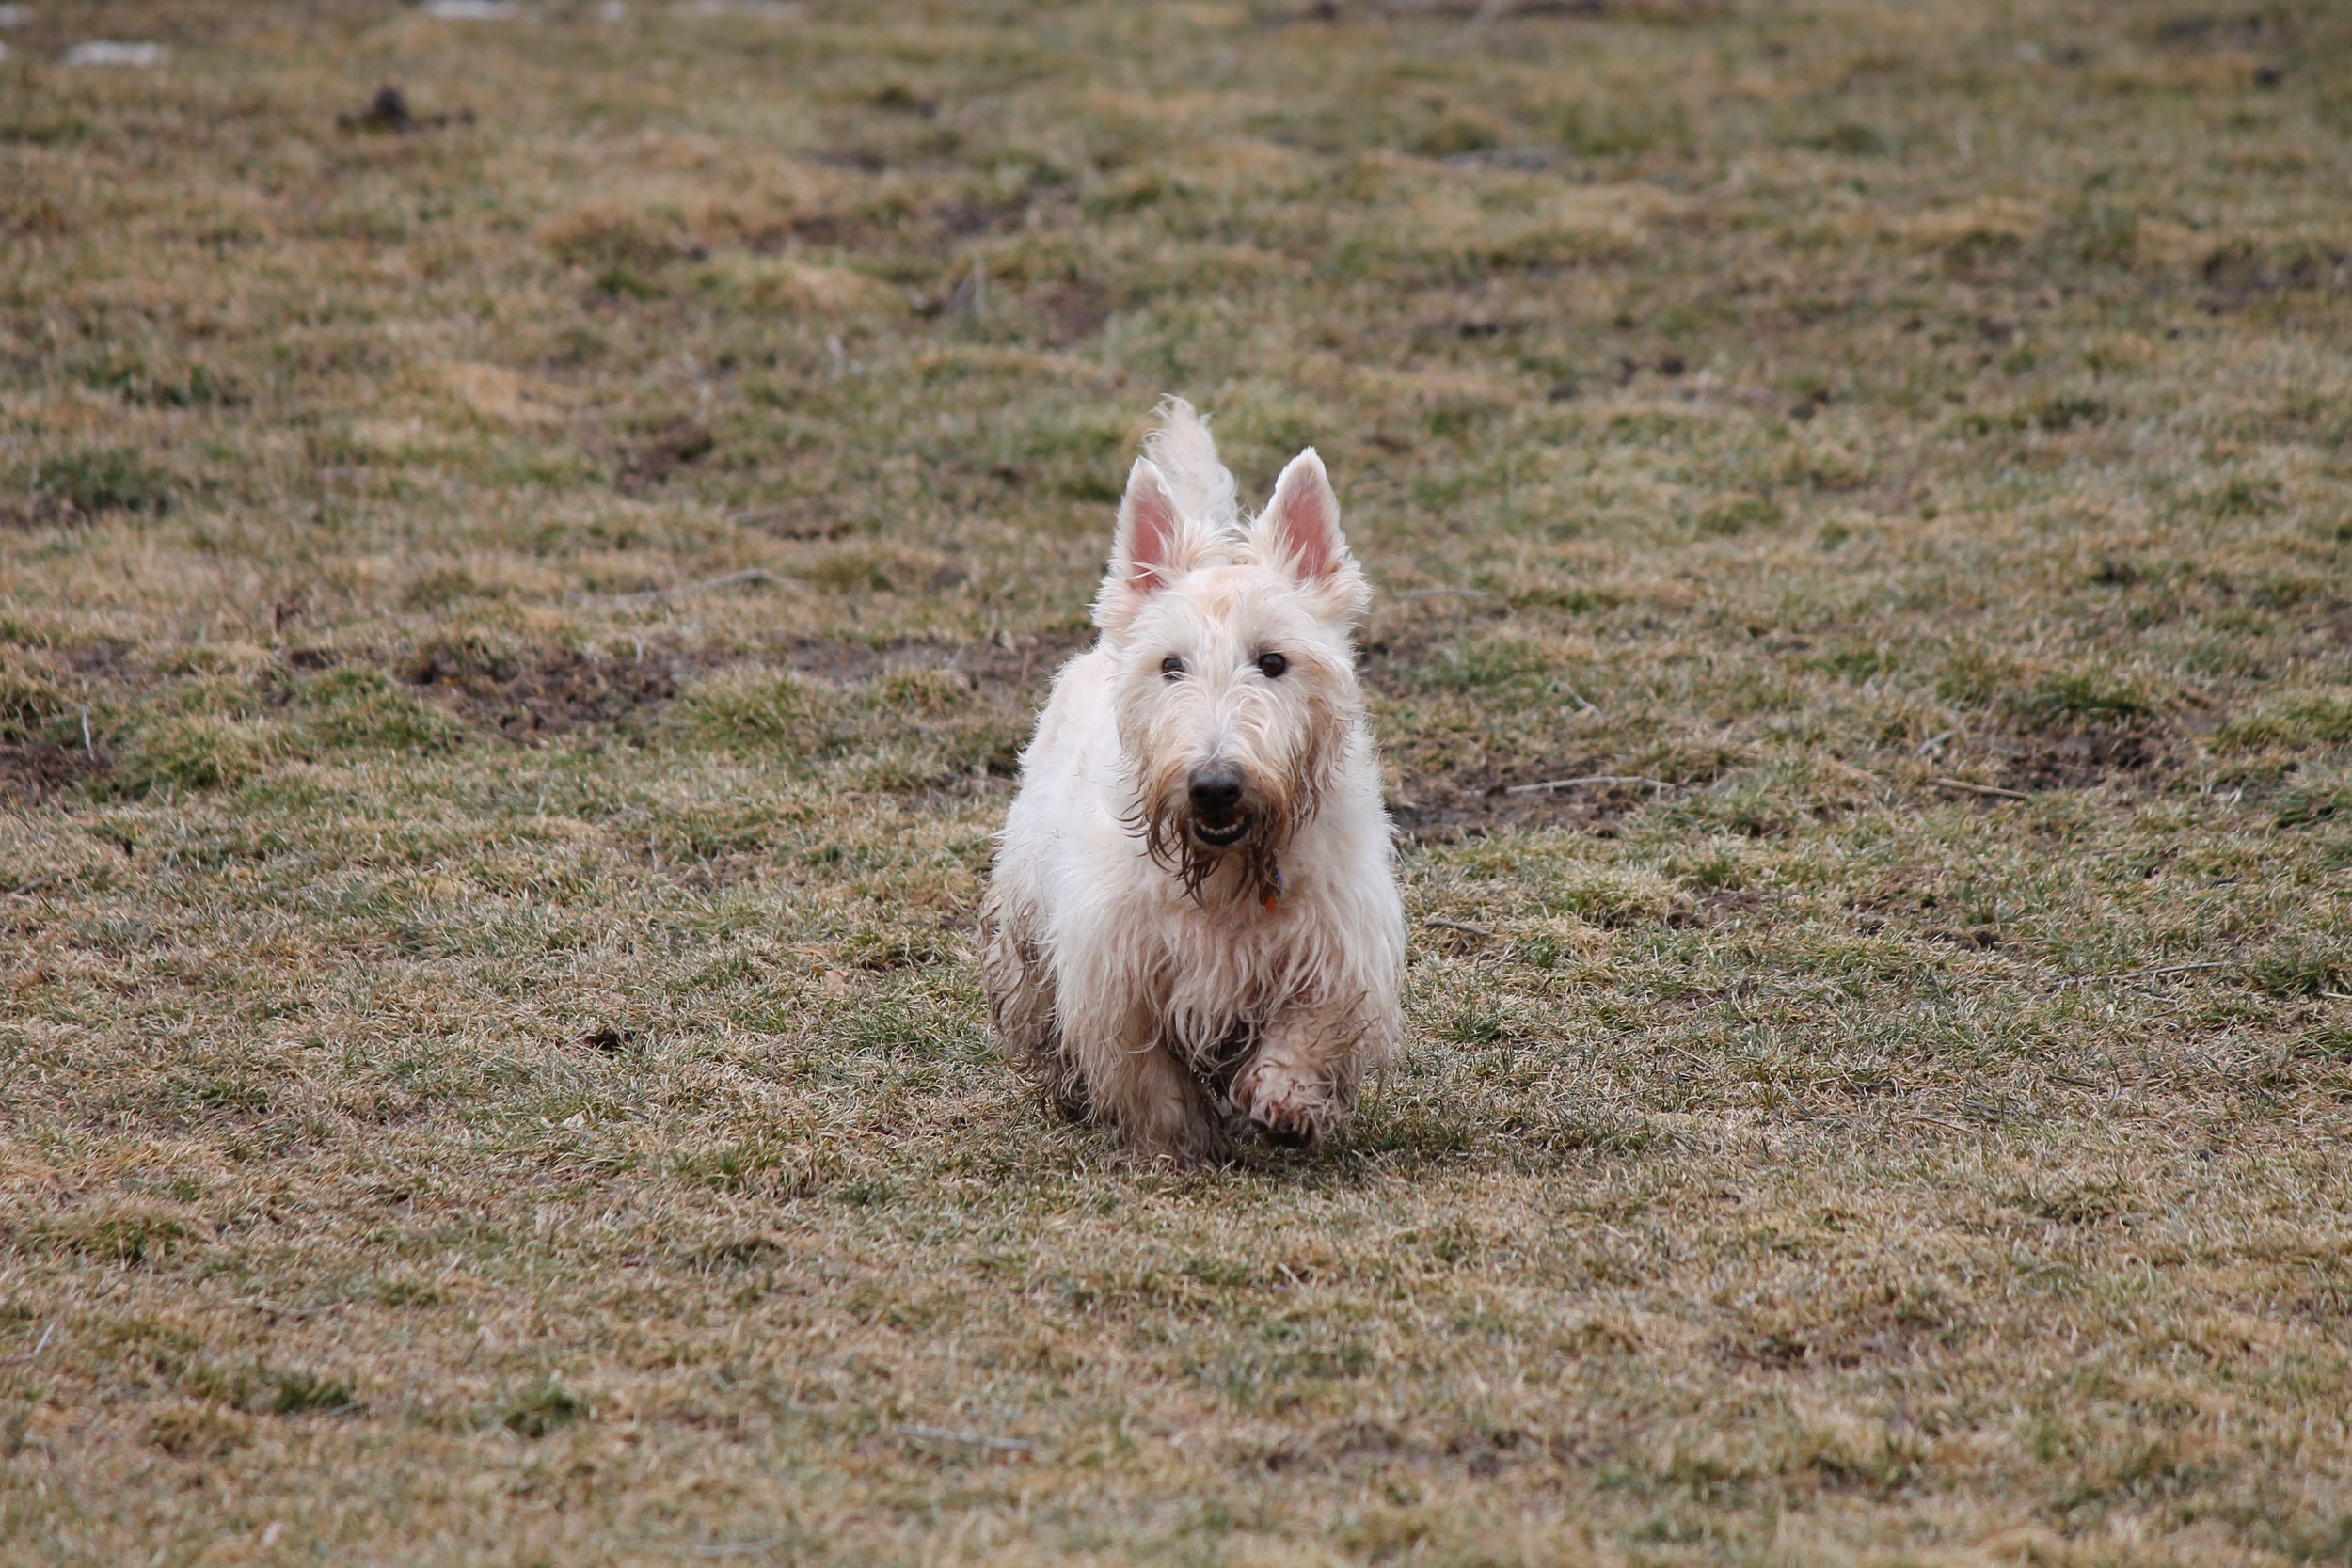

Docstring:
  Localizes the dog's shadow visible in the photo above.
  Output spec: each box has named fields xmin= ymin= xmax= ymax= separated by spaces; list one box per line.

xmin=1217 ymin=1106 xmax=1486 ymax=1187
xmin=1216 ymin=1094 xmax=1656 ymax=1187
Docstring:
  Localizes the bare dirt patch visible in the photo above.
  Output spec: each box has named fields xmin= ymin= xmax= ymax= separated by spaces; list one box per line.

xmin=1969 ymin=721 xmax=2183 ymax=795
xmin=336 ymin=86 xmax=475 ymax=136
xmin=1389 ymin=765 xmax=1656 ymax=842
xmin=614 ymin=420 xmax=717 ymax=493
xmin=405 ymin=645 xmax=704 ymax=740
xmin=1031 ymin=280 xmax=1116 ymax=347
xmin=0 ymin=739 xmax=108 ymax=803
xmin=730 ymin=505 xmax=857 ymax=542
xmin=401 ymin=630 xmax=1091 ymax=744
xmin=1996 ymin=725 xmax=2171 ymax=792
xmin=1253 ymin=1421 xmax=1533 ymax=1483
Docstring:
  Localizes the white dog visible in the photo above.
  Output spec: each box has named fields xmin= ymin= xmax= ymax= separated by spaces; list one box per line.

xmin=980 ymin=400 xmax=1406 ymax=1164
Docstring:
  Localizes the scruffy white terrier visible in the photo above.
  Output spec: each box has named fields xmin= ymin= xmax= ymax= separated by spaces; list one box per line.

xmin=980 ymin=400 xmax=1406 ymax=1164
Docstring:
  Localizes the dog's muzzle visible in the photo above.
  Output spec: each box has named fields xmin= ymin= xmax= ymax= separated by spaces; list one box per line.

xmin=1185 ymin=765 xmax=1251 ymax=847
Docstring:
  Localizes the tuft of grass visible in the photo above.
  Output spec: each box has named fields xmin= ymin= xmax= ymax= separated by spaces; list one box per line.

xmin=300 ymin=668 xmax=468 ymax=753
xmin=0 ymin=657 xmax=70 ymax=741
xmin=113 ymin=714 xmax=293 ymax=795
xmin=15 ymin=449 xmax=179 ymax=520
xmin=258 ymin=1370 xmax=360 ymax=1418
xmin=20 ymin=1213 xmax=190 ymax=1268
xmin=2004 ymin=667 xmax=2165 ymax=730
xmin=676 ymin=669 xmax=844 ymax=755
xmin=2219 ymin=687 xmax=2352 ymax=751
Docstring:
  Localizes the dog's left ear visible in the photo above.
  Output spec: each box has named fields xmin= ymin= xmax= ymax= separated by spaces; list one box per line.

xmin=1095 ymin=458 xmax=1193 ymax=635
xmin=1261 ymin=449 xmax=1370 ymax=624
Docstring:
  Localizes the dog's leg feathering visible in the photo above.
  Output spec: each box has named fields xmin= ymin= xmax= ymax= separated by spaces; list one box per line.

xmin=1071 ymin=998 xmax=1222 ymax=1165
xmin=978 ymin=889 xmax=1085 ymax=1122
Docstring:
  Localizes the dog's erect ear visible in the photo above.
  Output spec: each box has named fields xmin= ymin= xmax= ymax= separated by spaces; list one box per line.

xmin=1259 ymin=449 xmax=1370 ymax=624
xmin=1263 ymin=449 xmax=1343 ymax=582
xmin=1094 ymin=459 xmax=1186 ymax=633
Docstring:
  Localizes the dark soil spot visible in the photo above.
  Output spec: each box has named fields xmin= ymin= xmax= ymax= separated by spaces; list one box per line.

xmin=1254 ymin=1422 xmax=1525 ymax=1483
xmin=1983 ymin=722 xmax=2175 ymax=794
xmin=2197 ymin=239 xmax=2350 ymax=307
xmin=1730 ymin=1331 xmax=1821 ymax=1370
xmin=867 ymin=84 xmax=941 ymax=118
xmin=929 ymin=198 xmax=1028 ymax=243
xmin=405 ymin=646 xmax=702 ymax=740
xmin=659 ymin=853 xmax=763 ymax=893
xmin=337 ymin=86 xmax=473 ymax=135
xmin=1664 ymin=891 xmax=1763 ymax=931
xmin=1033 ymin=280 xmax=1114 ymax=346
xmin=615 ymin=421 xmax=716 ymax=492
xmin=1330 ymin=1423 xmax=1410 ymax=1464
xmin=1388 ymin=767 xmax=1656 ymax=843
xmin=805 ymin=147 xmax=892 ymax=175
xmin=0 ymin=739 xmax=108 ymax=803
xmin=1720 ymin=1312 xmax=1931 ymax=1373
xmin=770 ymin=212 xmax=881 ymax=251
xmin=729 ymin=505 xmax=855 ymax=542
xmin=2302 ymin=597 xmax=2352 ymax=650
xmin=694 ymin=1235 xmax=788 ymax=1270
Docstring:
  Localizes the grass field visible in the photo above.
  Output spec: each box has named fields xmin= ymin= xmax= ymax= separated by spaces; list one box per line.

xmin=4 ymin=0 xmax=2351 ymax=1561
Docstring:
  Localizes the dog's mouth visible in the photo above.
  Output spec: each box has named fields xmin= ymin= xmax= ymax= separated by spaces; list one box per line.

xmin=1188 ymin=816 xmax=1252 ymax=849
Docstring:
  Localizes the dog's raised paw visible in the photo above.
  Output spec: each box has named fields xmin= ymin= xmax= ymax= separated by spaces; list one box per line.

xmin=1233 ymin=1061 xmax=1328 ymax=1148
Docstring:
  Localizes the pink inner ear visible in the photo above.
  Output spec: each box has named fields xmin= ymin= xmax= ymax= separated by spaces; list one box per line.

xmin=1126 ymin=472 xmax=1181 ymax=594
xmin=1276 ymin=470 xmax=1337 ymax=582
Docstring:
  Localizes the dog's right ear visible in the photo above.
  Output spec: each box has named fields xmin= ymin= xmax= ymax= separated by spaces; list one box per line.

xmin=1094 ymin=458 xmax=1187 ymax=633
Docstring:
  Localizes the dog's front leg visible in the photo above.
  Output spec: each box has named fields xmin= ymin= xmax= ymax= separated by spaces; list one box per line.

xmin=1070 ymin=1001 xmax=1220 ymax=1165
xmin=1231 ymin=1002 xmax=1380 ymax=1148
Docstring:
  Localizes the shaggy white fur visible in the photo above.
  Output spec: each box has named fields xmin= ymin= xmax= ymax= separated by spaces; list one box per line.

xmin=980 ymin=400 xmax=1406 ymax=1164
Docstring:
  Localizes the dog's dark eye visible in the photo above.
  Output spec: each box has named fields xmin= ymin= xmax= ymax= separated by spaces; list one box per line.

xmin=1161 ymin=655 xmax=1185 ymax=679
xmin=1255 ymin=652 xmax=1289 ymax=679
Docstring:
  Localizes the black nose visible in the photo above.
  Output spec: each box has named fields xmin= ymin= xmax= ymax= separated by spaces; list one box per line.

xmin=1187 ymin=768 xmax=1244 ymax=820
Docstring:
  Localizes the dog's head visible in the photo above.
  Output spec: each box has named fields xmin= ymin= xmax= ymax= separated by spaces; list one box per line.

xmin=1094 ymin=412 xmax=1370 ymax=900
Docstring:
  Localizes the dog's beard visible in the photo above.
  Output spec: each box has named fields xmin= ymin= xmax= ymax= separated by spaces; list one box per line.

xmin=1133 ymin=791 xmax=1285 ymax=905
xmin=1126 ymin=749 xmax=1329 ymax=908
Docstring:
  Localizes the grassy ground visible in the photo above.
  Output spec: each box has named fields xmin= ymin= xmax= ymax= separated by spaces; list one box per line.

xmin=4 ymin=0 xmax=2351 ymax=1561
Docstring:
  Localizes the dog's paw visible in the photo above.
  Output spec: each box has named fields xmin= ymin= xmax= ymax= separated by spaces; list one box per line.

xmin=1119 ymin=1097 xmax=1224 ymax=1168
xmin=1231 ymin=1058 xmax=1332 ymax=1148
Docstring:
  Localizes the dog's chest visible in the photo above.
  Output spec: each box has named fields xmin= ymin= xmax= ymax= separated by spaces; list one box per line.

xmin=1155 ymin=893 xmax=1309 ymax=1009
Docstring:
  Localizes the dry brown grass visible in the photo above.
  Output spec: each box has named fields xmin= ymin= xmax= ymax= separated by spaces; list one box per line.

xmin=4 ymin=0 xmax=2351 ymax=1562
